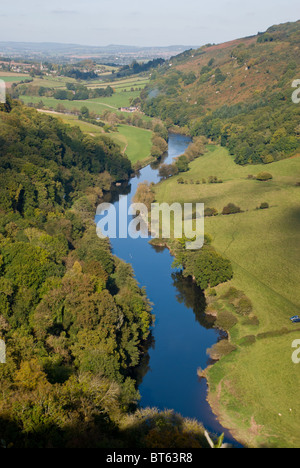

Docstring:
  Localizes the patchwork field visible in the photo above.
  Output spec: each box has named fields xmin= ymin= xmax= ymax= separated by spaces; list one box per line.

xmin=154 ymin=145 xmax=300 ymax=447
xmin=0 ymin=72 xmax=30 ymax=88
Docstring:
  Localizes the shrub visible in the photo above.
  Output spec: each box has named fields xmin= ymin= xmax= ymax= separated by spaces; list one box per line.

xmin=222 ymin=287 xmax=241 ymax=300
xmin=207 ymin=340 xmax=236 ymax=360
xmin=243 ymin=315 xmax=260 ymax=327
xmin=208 ymin=176 xmax=223 ymax=184
xmin=256 ymin=172 xmax=273 ymax=181
xmin=239 ymin=335 xmax=256 ymax=346
xmin=215 ymin=309 xmax=238 ymax=330
xmin=259 ymin=202 xmax=269 ymax=209
xmin=208 ymin=288 xmax=217 ymax=297
xmin=222 ymin=203 xmax=241 ymax=215
xmin=236 ymin=295 xmax=253 ymax=316
xmin=204 ymin=207 xmax=218 ymax=217
xmin=263 ymin=154 xmax=274 ymax=164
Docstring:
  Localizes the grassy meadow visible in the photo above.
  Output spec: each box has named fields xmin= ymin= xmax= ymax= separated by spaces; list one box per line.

xmin=109 ymin=124 xmax=153 ymax=164
xmin=39 ymin=111 xmax=153 ymax=165
xmin=20 ymin=93 xmax=134 ymax=113
xmin=0 ymin=75 xmax=28 ymax=82
xmin=154 ymin=145 xmax=300 ymax=447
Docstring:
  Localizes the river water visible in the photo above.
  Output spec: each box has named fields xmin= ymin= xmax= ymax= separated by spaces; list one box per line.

xmin=96 ymin=133 xmax=238 ymax=445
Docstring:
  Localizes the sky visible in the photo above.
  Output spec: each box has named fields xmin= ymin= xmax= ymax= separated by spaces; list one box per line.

xmin=0 ymin=0 xmax=299 ymax=47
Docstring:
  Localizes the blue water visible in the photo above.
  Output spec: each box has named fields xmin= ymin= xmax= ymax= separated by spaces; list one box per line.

xmin=96 ymin=134 xmax=238 ymax=444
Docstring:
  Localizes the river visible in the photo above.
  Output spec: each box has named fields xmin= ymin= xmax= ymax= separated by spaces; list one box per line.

xmin=96 ymin=133 xmax=238 ymax=445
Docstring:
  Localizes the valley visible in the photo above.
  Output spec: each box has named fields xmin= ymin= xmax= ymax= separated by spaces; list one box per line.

xmin=0 ymin=18 xmax=300 ymax=449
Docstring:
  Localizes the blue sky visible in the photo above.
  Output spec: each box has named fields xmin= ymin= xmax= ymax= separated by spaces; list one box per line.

xmin=1 ymin=0 xmax=299 ymax=46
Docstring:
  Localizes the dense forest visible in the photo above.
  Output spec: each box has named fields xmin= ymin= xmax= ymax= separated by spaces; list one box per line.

xmin=116 ymin=59 xmax=165 ymax=78
xmin=0 ymin=98 xmax=212 ymax=448
xmin=141 ymin=21 xmax=300 ymax=165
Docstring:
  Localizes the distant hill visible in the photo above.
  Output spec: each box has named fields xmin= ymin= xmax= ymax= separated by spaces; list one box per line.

xmin=142 ymin=21 xmax=300 ymax=165
xmin=0 ymin=42 xmax=198 ymax=64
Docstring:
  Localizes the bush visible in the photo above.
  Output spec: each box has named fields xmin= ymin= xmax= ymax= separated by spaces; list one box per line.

xmin=259 ymin=202 xmax=269 ymax=209
xmin=215 ymin=309 xmax=238 ymax=330
xmin=236 ymin=295 xmax=253 ymax=316
xmin=208 ymin=175 xmax=223 ymax=184
xmin=222 ymin=287 xmax=242 ymax=301
xmin=256 ymin=172 xmax=273 ymax=181
xmin=204 ymin=207 xmax=218 ymax=217
xmin=243 ymin=315 xmax=260 ymax=327
xmin=222 ymin=203 xmax=242 ymax=215
xmin=239 ymin=335 xmax=256 ymax=346
xmin=207 ymin=340 xmax=236 ymax=360
xmin=208 ymin=288 xmax=217 ymax=297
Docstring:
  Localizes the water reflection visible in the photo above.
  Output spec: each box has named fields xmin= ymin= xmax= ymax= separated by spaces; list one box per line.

xmin=171 ymin=272 xmax=215 ymax=330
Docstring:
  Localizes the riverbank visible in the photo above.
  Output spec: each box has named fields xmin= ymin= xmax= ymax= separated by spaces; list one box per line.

xmin=98 ymin=133 xmax=239 ymax=444
xmin=153 ymin=145 xmax=300 ymax=448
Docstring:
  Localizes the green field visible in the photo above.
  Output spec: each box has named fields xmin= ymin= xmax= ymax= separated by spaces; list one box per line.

xmin=32 ymin=76 xmax=78 ymax=88
xmin=20 ymin=85 xmax=144 ymax=111
xmin=20 ymin=92 xmax=137 ymax=112
xmin=154 ymin=146 xmax=300 ymax=447
xmin=87 ymin=77 xmax=149 ymax=91
xmin=109 ymin=124 xmax=153 ymax=164
xmin=39 ymin=111 xmax=153 ymax=165
xmin=0 ymin=74 xmax=29 ymax=83
xmin=90 ymin=90 xmax=142 ymax=108
xmin=40 ymin=112 xmax=105 ymax=136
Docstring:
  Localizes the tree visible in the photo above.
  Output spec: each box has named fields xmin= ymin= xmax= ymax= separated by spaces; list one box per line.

xmin=158 ymin=164 xmax=178 ymax=179
xmin=222 ymin=203 xmax=242 ymax=215
xmin=184 ymin=247 xmax=233 ymax=290
xmin=132 ymin=182 xmax=155 ymax=211
xmin=176 ymin=155 xmax=189 ymax=173
xmin=80 ymin=106 xmax=90 ymax=119
xmin=152 ymin=135 xmax=168 ymax=155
